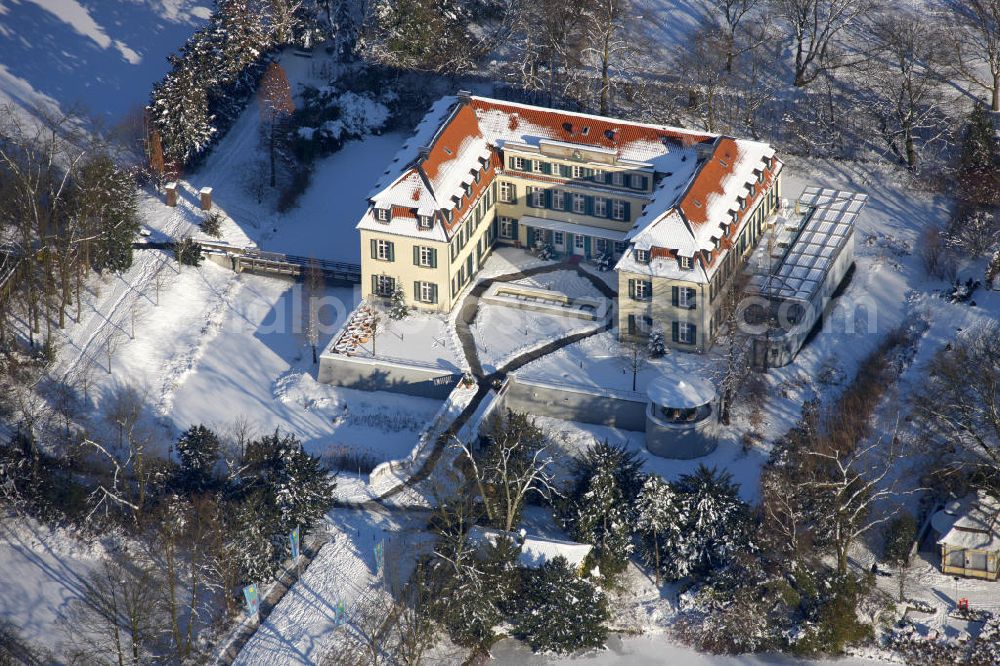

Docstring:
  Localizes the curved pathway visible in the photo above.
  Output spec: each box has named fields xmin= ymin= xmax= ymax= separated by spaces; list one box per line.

xmin=378 ymin=259 xmax=617 ymax=500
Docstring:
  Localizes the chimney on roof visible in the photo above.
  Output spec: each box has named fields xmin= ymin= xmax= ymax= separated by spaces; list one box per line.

xmin=457 ymin=90 xmax=472 ymax=104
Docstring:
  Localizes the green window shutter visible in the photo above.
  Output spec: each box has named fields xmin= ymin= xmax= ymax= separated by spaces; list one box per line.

xmin=387 ymin=242 xmax=395 ymax=262
xmin=584 ymin=196 xmax=593 ymax=216
xmin=624 ymin=202 xmax=632 ymax=219
xmin=628 ymin=279 xmax=636 ymax=299
xmin=627 ymin=314 xmax=636 ymax=335
xmin=544 ymin=189 xmax=552 ymax=209
xmin=671 ymin=321 xmax=679 ymax=342
xmin=413 ymin=246 xmax=420 ymax=266
xmin=671 ymin=286 xmax=679 ymax=306
xmin=370 ymin=239 xmax=377 ymax=259
xmin=430 ymin=248 xmax=437 ymax=268
xmin=431 ymin=283 xmax=438 ymax=304
xmin=371 ymin=275 xmax=378 ymax=295
xmin=688 ymin=288 xmax=696 ymax=309
xmin=510 ymin=184 xmax=517 ymax=205
xmin=690 ymin=324 xmax=697 ymax=343
xmin=414 ymin=281 xmax=420 ymax=301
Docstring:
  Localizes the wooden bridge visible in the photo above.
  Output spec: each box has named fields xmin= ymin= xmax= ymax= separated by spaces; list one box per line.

xmin=137 ymin=240 xmax=362 ymax=284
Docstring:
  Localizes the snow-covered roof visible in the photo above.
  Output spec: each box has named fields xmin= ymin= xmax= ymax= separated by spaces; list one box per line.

xmin=360 ymin=94 xmax=779 ymax=247
xmin=467 ymin=526 xmax=593 ymax=570
xmin=749 ymin=187 xmax=866 ymax=302
xmin=936 ymin=492 xmax=1000 ymax=552
xmin=647 ymin=374 xmax=716 ymax=409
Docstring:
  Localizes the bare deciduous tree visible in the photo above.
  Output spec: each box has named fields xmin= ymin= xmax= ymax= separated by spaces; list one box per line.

xmin=861 ymin=11 xmax=951 ymax=171
xmin=769 ymin=0 xmax=872 ymax=87
xmin=453 ymin=411 xmax=557 ymax=533
xmin=61 ymin=557 xmax=163 ymax=666
xmin=944 ymin=0 xmax=1000 ymax=111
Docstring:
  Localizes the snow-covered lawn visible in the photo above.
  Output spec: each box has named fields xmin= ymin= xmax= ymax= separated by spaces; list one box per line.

xmin=340 ymin=307 xmax=467 ymax=373
xmin=492 ymin=633 xmax=885 ymax=665
xmin=0 ymin=518 xmax=107 ymax=655
xmin=232 ymin=506 xmax=432 ymax=665
xmin=472 ymin=303 xmax=605 ymax=375
xmin=0 ymin=0 xmax=210 ymax=122
xmin=164 ymin=270 xmax=443 ymax=463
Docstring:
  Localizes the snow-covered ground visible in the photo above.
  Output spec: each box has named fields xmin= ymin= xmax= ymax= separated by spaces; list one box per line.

xmin=231 ymin=506 xmax=432 ymax=665
xmin=492 ymin=634 xmax=885 ymax=665
xmin=0 ymin=0 xmax=210 ymax=122
xmin=0 ymin=517 xmax=107 ymax=655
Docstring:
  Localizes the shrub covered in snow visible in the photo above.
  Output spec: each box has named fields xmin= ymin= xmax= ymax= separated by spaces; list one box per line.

xmin=388 ymin=286 xmax=410 ymax=320
xmin=200 ymin=210 xmax=224 ymax=238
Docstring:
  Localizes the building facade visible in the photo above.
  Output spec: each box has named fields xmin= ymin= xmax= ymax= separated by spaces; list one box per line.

xmin=358 ymin=93 xmax=783 ymax=351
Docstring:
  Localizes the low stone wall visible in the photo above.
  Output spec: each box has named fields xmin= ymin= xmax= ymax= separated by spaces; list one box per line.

xmin=504 ymin=374 xmax=647 ymax=431
xmin=317 ymin=353 xmax=459 ymax=399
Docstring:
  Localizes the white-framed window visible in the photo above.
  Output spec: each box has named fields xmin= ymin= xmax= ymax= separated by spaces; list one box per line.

xmin=679 ymin=255 xmax=692 ymax=270
xmin=572 ymin=193 xmax=586 ymax=214
xmin=630 ymin=173 xmax=644 ymax=189
xmin=677 ymin=321 xmax=695 ymax=344
xmin=375 ymin=207 xmax=389 ymax=221
xmin=632 ymin=280 xmax=651 ymax=300
xmin=499 ymin=217 xmax=515 ymax=239
xmin=593 ymin=169 xmax=606 ymax=183
xmin=418 ymin=215 xmax=433 ymax=229
xmin=529 ymin=188 xmax=545 ymax=208
xmin=594 ymin=197 xmax=608 ymax=217
xmin=635 ymin=249 xmax=649 ymax=264
xmin=614 ymin=241 xmax=627 ymax=254
xmin=571 ymin=165 xmax=583 ymax=179
xmin=533 ymin=159 xmax=546 ymax=173
xmin=553 ymin=231 xmax=565 ymax=246
xmin=575 ymin=234 xmax=585 ymax=250
xmin=551 ymin=190 xmax=564 ymax=210
xmin=375 ymin=239 xmax=394 ymax=261
xmin=611 ymin=171 xmax=625 ymax=186
xmin=512 ymin=156 xmax=527 ymax=170
xmin=611 ymin=199 xmax=626 ymax=220
xmin=499 ymin=181 xmax=515 ymax=203
xmin=416 ymin=246 xmax=435 ymax=267
xmin=416 ymin=281 xmax=437 ymax=303
xmin=678 ymin=287 xmax=694 ymax=308
xmin=374 ymin=275 xmax=395 ymax=297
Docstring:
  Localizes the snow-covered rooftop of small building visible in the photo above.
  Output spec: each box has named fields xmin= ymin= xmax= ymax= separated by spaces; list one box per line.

xmin=647 ymin=374 xmax=716 ymax=409
xmin=749 ymin=187 xmax=867 ymax=302
xmin=936 ymin=492 xmax=1000 ymax=552
xmin=468 ymin=526 xmax=593 ymax=570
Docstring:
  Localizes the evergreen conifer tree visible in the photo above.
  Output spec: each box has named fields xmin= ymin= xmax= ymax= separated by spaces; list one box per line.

xmin=634 ymin=474 xmax=684 ymax=586
xmin=174 ymin=424 xmax=221 ymax=492
xmin=511 ymin=556 xmax=609 ymax=654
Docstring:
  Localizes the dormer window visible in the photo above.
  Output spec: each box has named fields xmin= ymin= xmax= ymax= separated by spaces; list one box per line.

xmin=418 ymin=215 xmax=433 ymax=229
xmin=474 ymin=169 xmax=482 ymax=183
xmin=730 ymin=211 xmax=739 ymax=225
xmin=375 ymin=207 xmax=390 ymax=222
xmin=738 ymin=196 xmax=746 ymax=211
xmin=611 ymin=171 xmax=625 ymax=186
xmin=635 ymin=249 xmax=650 ymax=264
xmin=748 ymin=183 xmax=756 ymax=198
xmin=679 ymin=256 xmax=693 ymax=270
xmin=593 ymin=169 xmax=606 ymax=183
